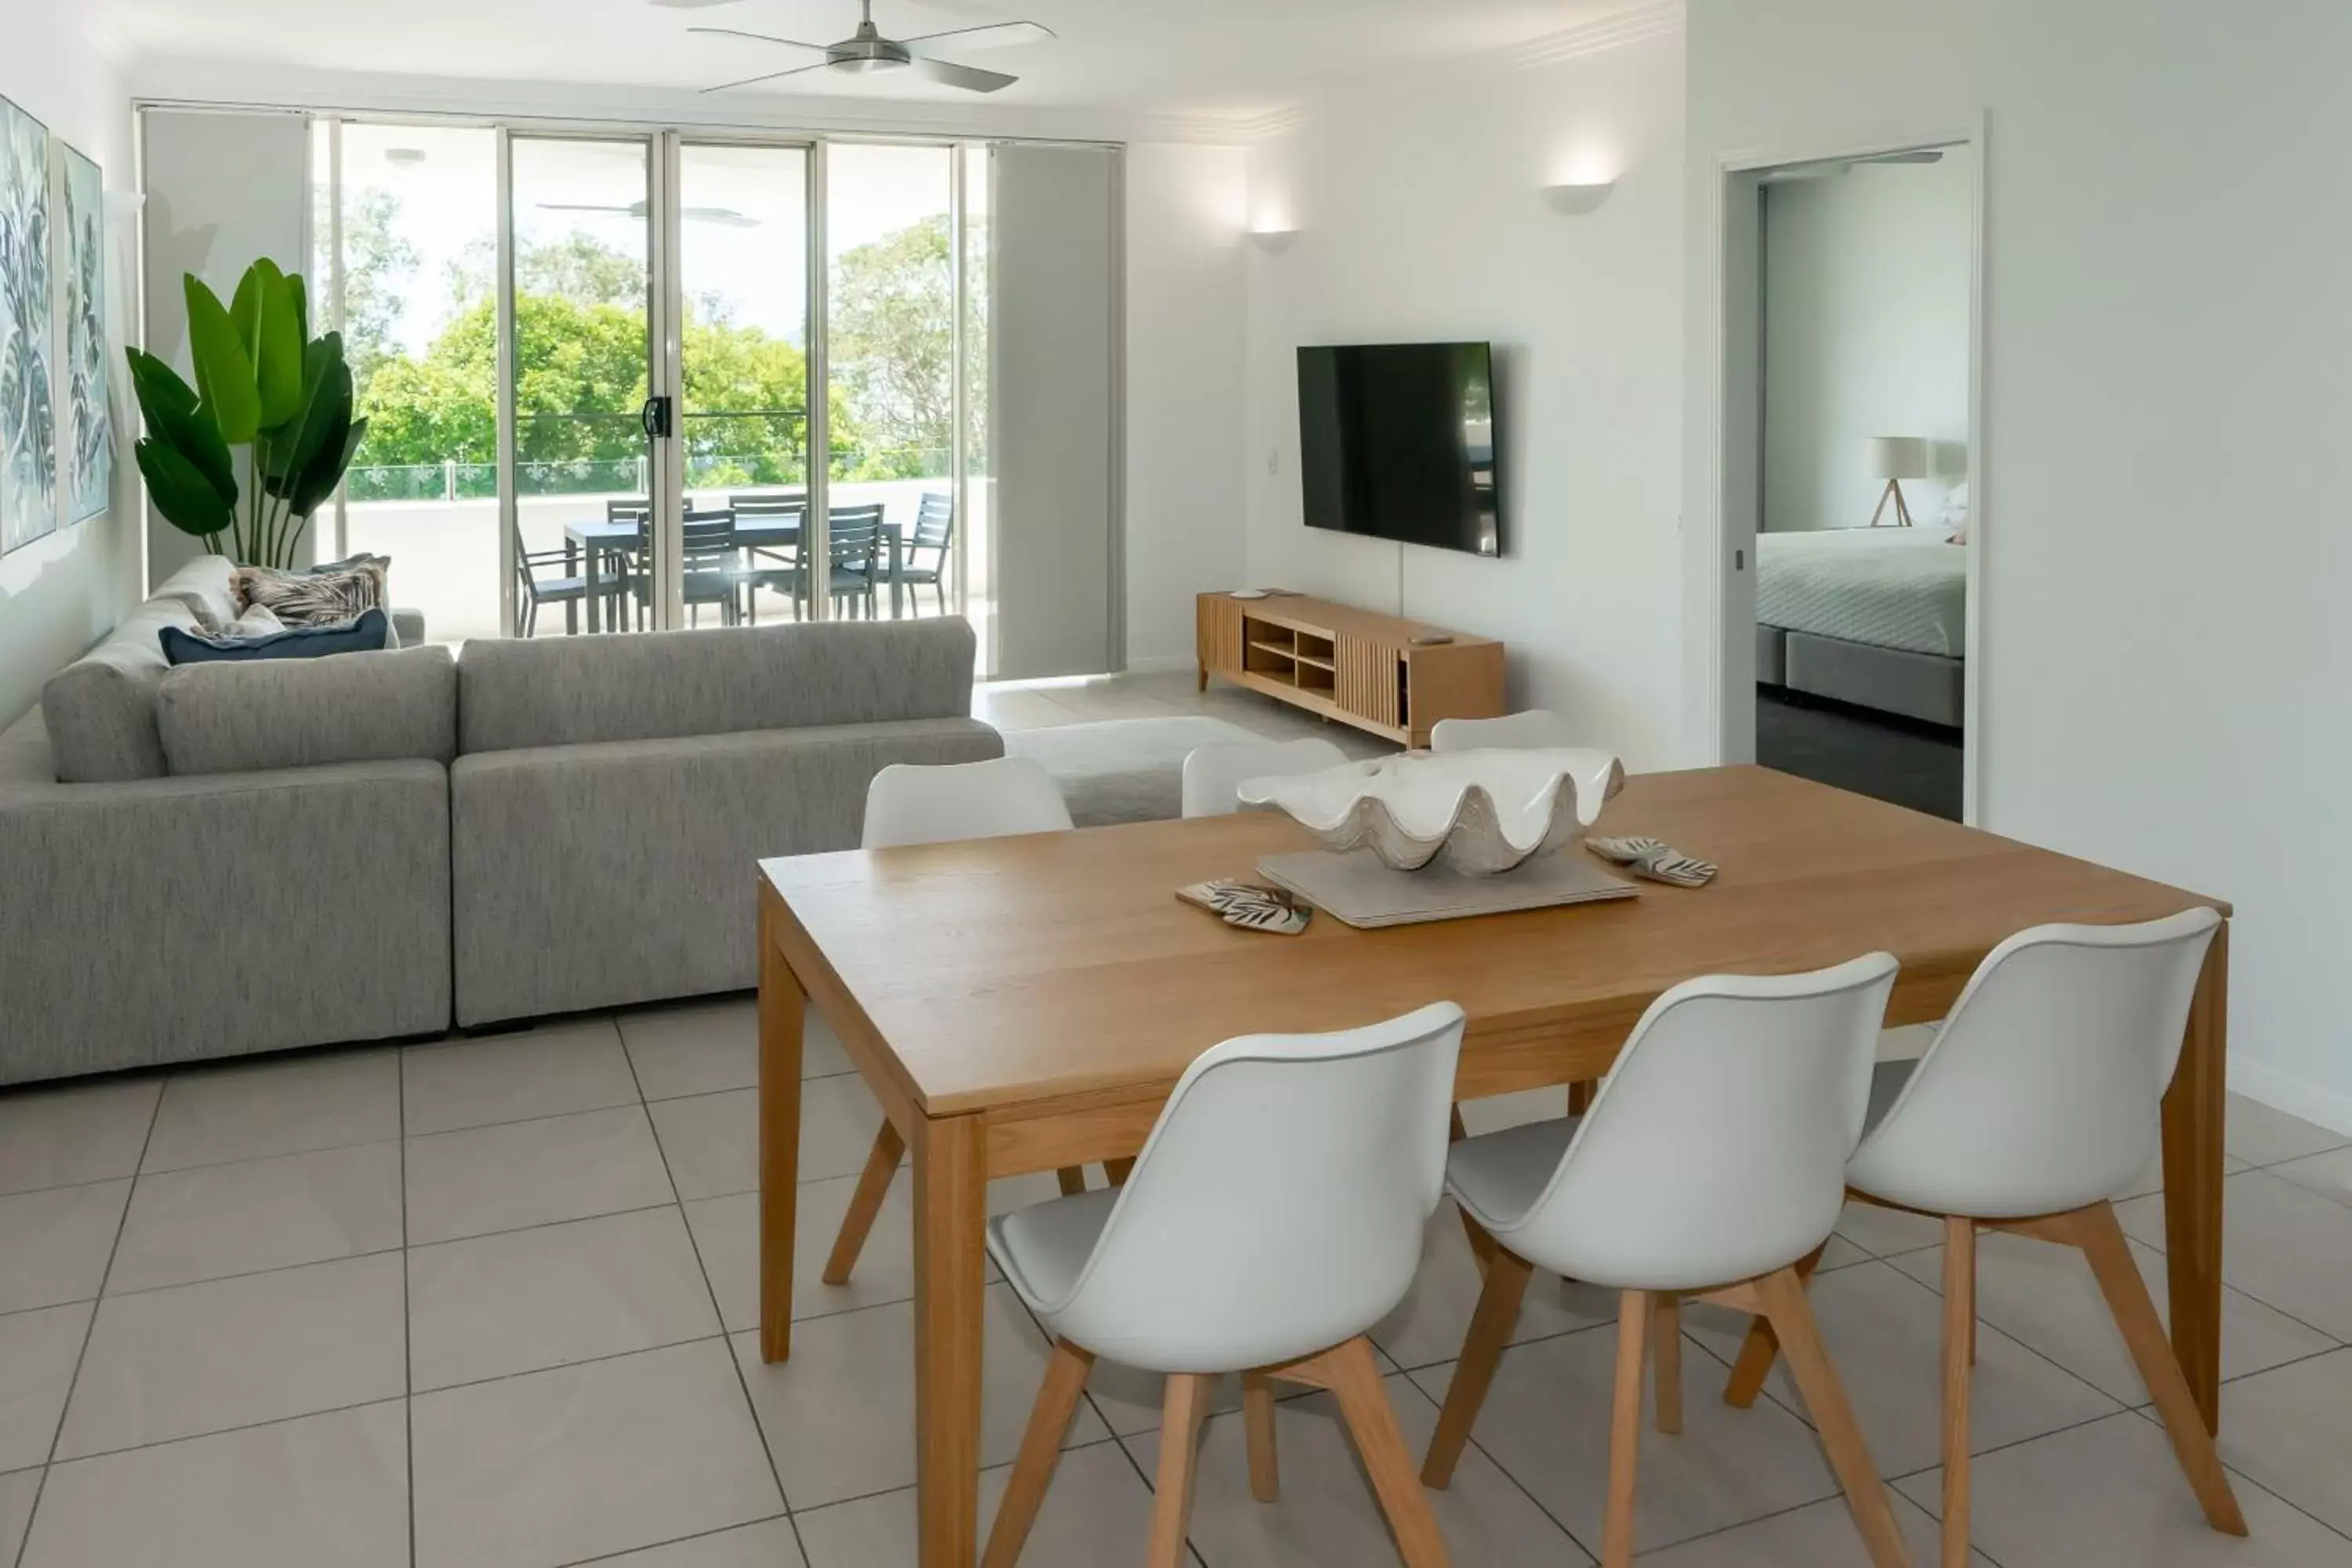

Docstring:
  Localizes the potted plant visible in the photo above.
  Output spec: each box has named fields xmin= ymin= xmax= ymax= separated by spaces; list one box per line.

xmin=124 ymin=259 xmax=365 ymax=569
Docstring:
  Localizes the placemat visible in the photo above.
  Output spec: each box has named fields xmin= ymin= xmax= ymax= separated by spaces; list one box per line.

xmin=1256 ymin=849 xmax=1639 ymax=929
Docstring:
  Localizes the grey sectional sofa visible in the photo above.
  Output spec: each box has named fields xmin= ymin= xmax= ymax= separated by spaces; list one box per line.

xmin=0 ymin=560 xmax=999 ymax=1085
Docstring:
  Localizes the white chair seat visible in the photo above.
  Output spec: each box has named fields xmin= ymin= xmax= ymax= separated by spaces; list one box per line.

xmin=988 ymin=1188 xmax=1121 ymax=1319
xmin=1446 ymin=1117 xmax=1580 ymax=1232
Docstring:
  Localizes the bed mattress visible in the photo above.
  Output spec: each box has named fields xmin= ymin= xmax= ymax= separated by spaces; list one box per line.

xmin=1756 ymin=528 xmax=1967 ymax=658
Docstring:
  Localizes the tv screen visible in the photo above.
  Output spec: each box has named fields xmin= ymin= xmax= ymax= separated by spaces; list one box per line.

xmin=1297 ymin=342 xmax=1503 ymax=557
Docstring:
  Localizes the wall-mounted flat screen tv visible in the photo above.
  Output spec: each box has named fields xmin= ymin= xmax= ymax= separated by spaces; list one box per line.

xmin=1297 ymin=341 xmax=1503 ymax=557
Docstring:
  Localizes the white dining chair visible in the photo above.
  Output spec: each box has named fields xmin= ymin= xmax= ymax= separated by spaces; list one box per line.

xmin=1428 ymin=708 xmax=1577 ymax=752
xmin=822 ymin=757 xmax=1079 ymax=1286
xmin=982 ymin=1002 xmax=1469 ymax=1568
xmin=1721 ymin=909 xmax=2245 ymax=1568
xmin=1422 ymin=954 xmax=1910 ymax=1568
xmin=1180 ymin=736 xmax=1348 ymax=818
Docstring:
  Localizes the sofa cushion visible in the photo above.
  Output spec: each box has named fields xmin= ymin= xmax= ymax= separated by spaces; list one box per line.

xmin=40 ymin=600 xmax=203 ymax=782
xmin=457 ymin=616 xmax=980 ymax=755
xmin=233 ymin=558 xmax=389 ymax=624
xmin=147 ymin=557 xmax=242 ymax=633
xmin=162 ymin=606 xmax=393 ymax=665
xmin=157 ymin=644 xmax=457 ymax=776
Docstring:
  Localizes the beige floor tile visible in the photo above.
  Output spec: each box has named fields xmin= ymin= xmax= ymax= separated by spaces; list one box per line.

xmin=1126 ymin=1372 xmax=1589 ymax=1566
xmin=405 ymin=1105 xmax=674 ymax=1244
xmin=1679 ymin=1260 xmax=2121 ymax=1479
xmin=401 ymin=1018 xmax=638 ymax=1135
xmin=653 ymin=1076 xmax=884 ymax=1200
xmin=1886 ymin=1231 xmax=2334 ymax=1406
xmin=22 ymin=1401 xmax=409 ymax=1568
xmin=2215 ymin=1345 xmax=2352 ymax=1537
xmin=621 ymin=1000 xmax=759 ymax=1100
xmin=1371 ymin=1200 xmax=1614 ymax=1373
xmin=1407 ymin=1324 xmax=1841 ymax=1555
xmin=0 ymin=1181 xmax=128 ymax=1314
xmin=1831 ymin=1197 xmax=1945 ymax=1258
xmin=2117 ymin=1145 xmax=2251 ymax=1201
xmin=0 ymin=1303 xmax=90 ymax=1472
xmin=2120 ymin=1169 xmax=2352 ymax=1339
xmin=2224 ymin=1093 xmax=2348 ymax=1167
xmin=1893 ymin=1410 xmax=2352 ymax=1567
xmin=794 ymin=1440 xmax=1145 ymax=1568
xmin=109 ymin=1140 xmax=402 ymax=1294
xmin=411 ymin=1338 xmax=780 ymax=1568
xmin=0 ymin=1467 xmax=37 ymax=1564
xmin=2265 ymin=1145 xmax=2352 ymax=1209
xmin=56 ymin=1252 xmax=407 ymax=1459
xmin=142 ymin=1049 xmax=399 ymax=1173
xmin=407 ymin=1207 xmax=720 ymax=1391
xmin=1634 ymin=1489 xmax=1991 ymax=1566
xmin=589 ymin=1517 xmax=805 ymax=1567
xmin=729 ymin=1283 xmax=1109 ymax=1510
xmin=0 ymin=1079 xmax=159 ymax=1196
xmin=971 ymin=687 xmax=1091 ymax=731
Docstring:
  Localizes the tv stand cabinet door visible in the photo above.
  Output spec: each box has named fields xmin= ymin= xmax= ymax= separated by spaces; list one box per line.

xmin=1197 ymin=594 xmax=1246 ymax=678
xmin=1335 ymin=636 xmax=1405 ymax=731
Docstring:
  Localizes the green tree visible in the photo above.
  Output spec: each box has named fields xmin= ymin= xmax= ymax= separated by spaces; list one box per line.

xmin=339 ymin=188 xmax=421 ymax=400
xmin=830 ymin=213 xmax=953 ymax=481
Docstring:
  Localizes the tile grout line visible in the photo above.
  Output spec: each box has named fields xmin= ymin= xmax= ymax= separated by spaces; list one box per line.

xmin=14 ymin=1078 xmax=165 ymax=1568
xmin=399 ymin=1045 xmax=417 ymax=1568
xmin=550 ymin=1512 xmax=794 ymax=1568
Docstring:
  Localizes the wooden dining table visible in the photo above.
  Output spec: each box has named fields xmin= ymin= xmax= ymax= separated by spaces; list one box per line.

xmin=754 ymin=764 xmax=2233 ymax=1568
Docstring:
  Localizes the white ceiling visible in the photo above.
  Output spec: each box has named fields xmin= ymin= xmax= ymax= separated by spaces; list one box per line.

xmin=106 ymin=0 xmax=1648 ymax=129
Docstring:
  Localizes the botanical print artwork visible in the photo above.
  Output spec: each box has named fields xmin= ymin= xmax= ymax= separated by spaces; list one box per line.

xmin=0 ymin=93 xmax=55 ymax=555
xmin=58 ymin=142 xmax=111 ymax=525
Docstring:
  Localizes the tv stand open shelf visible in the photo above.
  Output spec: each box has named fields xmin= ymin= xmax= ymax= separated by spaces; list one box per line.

xmin=1196 ymin=592 xmax=1505 ymax=748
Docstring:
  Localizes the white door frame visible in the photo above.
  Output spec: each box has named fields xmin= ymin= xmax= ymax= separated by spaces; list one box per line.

xmin=1686 ymin=113 xmax=1989 ymax=823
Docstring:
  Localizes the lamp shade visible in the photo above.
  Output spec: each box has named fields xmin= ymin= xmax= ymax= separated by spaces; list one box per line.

xmin=1867 ymin=436 xmax=1929 ymax=481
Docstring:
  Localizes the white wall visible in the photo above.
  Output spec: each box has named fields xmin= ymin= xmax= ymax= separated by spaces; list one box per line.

xmin=1241 ymin=30 xmax=1687 ymax=770
xmin=1686 ymin=0 xmax=2352 ymax=1126
xmin=1762 ymin=151 xmax=1973 ymax=532
xmin=1123 ymin=143 xmax=1247 ymax=670
xmin=0 ymin=1 xmax=136 ymax=728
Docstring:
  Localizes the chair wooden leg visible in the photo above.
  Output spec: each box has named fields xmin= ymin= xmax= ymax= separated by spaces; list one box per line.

xmin=1422 ymin=1244 xmax=1533 ymax=1487
xmin=1242 ymin=1370 xmax=1280 ymax=1502
xmin=2072 ymin=1202 xmax=2247 ymax=1534
xmin=1325 ymin=1335 xmax=1453 ymax=1568
xmin=981 ymin=1340 xmax=1095 ymax=1568
xmin=1568 ymin=1079 xmax=1596 ymax=1115
xmin=1148 ymin=1373 xmax=1212 ymax=1568
xmin=1653 ymin=1296 xmax=1682 ymax=1434
xmin=1055 ymin=1166 xmax=1087 ymax=1198
xmin=1722 ymin=1238 xmax=1828 ymax=1408
xmin=821 ymin=1120 xmax=905 ymax=1286
xmin=1758 ymin=1266 xmax=1909 ymax=1568
xmin=1940 ymin=1214 xmax=1974 ymax=1568
xmin=1602 ymin=1289 xmax=1650 ymax=1568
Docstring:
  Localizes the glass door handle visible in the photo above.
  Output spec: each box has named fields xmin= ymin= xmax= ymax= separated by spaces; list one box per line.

xmin=641 ymin=396 xmax=674 ymax=440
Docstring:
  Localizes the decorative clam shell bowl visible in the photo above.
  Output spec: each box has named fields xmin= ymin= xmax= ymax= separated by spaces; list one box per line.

xmin=1236 ymin=748 xmax=1626 ymax=876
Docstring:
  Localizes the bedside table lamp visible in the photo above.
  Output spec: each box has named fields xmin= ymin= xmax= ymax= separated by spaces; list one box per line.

xmin=1866 ymin=436 xmax=1928 ymax=528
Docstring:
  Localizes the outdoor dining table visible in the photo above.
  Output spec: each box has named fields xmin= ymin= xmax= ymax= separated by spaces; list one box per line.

xmin=560 ymin=513 xmax=906 ymax=630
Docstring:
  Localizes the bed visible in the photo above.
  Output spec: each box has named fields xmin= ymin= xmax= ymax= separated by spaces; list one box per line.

xmin=1755 ymin=526 xmax=1966 ymax=728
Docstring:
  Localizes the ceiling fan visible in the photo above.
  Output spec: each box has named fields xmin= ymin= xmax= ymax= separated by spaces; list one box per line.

xmin=686 ymin=0 xmax=1054 ymax=95
xmin=539 ymin=200 xmax=760 ymax=228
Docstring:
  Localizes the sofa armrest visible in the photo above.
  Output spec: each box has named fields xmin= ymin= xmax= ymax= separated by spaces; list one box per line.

xmin=0 ymin=760 xmax=453 ymax=1083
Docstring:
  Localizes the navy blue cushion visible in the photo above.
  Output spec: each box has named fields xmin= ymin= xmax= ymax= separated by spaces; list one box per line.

xmin=160 ymin=607 xmax=393 ymax=665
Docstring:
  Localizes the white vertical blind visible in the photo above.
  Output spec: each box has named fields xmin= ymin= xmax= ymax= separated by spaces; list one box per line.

xmin=988 ymin=143 xmax=1120 ymax=679
xmin=139 ymin=108 xmax=310 ymax=584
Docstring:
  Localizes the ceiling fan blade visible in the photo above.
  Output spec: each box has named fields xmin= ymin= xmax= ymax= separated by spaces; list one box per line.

xmin=687 ymin=26 xmax=829 ymax=55
xmin=682 ymin=206 xmax=760 ymax=228
xmin=911 ymin=55 xmax=1018 ymax=93
xmin=702 ymin=57 xmax=835 ymax=93
xmin=901 ymin=19 xmax=1054 ymax=52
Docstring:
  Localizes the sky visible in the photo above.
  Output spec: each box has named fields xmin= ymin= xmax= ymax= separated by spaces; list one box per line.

xmin=324 ymin=123 xmax=968 ymax=355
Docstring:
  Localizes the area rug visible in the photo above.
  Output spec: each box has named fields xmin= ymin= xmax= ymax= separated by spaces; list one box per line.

xmin=1004 ymin=715 xmax=1267 ymax=826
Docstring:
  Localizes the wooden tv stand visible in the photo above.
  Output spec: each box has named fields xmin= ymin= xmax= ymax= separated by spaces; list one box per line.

xmin=1196 ymin=592 xmax=1505 ymax=748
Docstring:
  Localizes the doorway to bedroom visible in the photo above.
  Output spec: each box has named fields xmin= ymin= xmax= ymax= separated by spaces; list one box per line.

xmin=1744 ymin=140 xmax=1976 ymax=821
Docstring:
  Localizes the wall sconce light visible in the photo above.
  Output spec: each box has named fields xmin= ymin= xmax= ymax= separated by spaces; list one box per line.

xmin=1247 ymin=227 xmax=1299 ymax=253
xmin=1541 ymin=180 xmax=1616 ymax=216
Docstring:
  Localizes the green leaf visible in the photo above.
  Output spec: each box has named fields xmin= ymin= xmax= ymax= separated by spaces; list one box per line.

xmin=266 ymin=334 xmax=352 ymax=491
xmin=136 ymin=438 xmax=236 ymax=538
xmin=184 ymin=275 xmax=260 ymax=445
xmin=126 ymin=348 xmax=238 ymax=506
xmin=250 ymin=262 xmax=305 ymax=430
xmin=287 ymin=272 xmax=309 ymax=347
xmin=286 ymin=412 xmax=365 ymax=519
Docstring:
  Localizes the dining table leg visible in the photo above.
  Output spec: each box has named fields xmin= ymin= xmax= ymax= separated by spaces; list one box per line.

xmin=757 ymin=902 xmax=806 ymax=1364
xmin=913 ymin=1110 xmax=988 ymax=1567
xmin=2162 ymin=917 xmax=2228 ymax=1433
